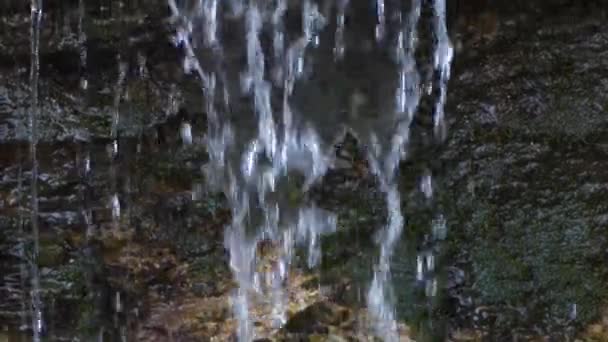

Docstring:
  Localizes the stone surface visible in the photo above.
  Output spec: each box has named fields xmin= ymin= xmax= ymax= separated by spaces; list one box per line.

xmin=1 ymin=1 xmax=608 ymax=341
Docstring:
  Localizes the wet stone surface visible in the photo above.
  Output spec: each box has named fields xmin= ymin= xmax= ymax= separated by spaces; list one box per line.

xmin=1 ymin=0 xmax=608 ymax=341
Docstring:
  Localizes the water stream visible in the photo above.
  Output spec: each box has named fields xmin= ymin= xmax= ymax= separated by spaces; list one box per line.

xmin=29 ymin=0 xmax=44 ymax=339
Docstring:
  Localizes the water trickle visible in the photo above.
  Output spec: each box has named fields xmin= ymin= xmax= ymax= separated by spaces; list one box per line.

xmin=375 ymin=0 xmax=386 ymax=42
xmin=202 ymin=0 xmax=218 ymax=47
xmin=111 ymin=58 xmax=128 ymax=158
xmin=29 ymin=0 xmax=44 ymax=340
xmin=431 ymin=0 xmax=454 ymax=142
xmin=77 ymin=0 xmax=87 ymax=91
xmin=302 ymin=0 xmax=326 ymax=46
xmin=361 ymin=0 xmax=426 ymax=339
xmin=334 ymin=0 xmax=348 ymax=60
xmin=420 ymin=171 xmax=433 ymax=199
xmin=16 ymin=147 xmax=29 ymax=335
xmin=111 ymin=193 xmax=121 ymax=220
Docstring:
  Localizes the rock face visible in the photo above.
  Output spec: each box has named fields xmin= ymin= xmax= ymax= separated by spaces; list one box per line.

xmin=0 ymin=0 xmax=198 ymax=143
xmin=433 ymin=3 xmax=608 ymax=340
xmin=1 ymin=0 xmax=608 ymax=341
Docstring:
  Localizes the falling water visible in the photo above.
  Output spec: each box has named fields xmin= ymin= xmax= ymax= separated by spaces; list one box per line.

xmin=375 ymin=0 xmax=386 ymax=41
xmin=362 ymin=0 xmax=422 ymax=339
xmin=432 ymin=0 xmax=454 ymax=143
xmin=16 ymin=132 xmax=29 ymax=338
xmin=29 ymin=0 xmax=44 ymax=339
xmin=166 ymin=0 xmax=453 ymax=340
xmin=77 ymin=0 xmax=87 ymax=91
xmin=111 ymin=58 xmax=127 ymax=158
xmin=333 ymin=0 xmax=348 ymax=60
xmin=411 ymin=0 xmax=454 ymax=320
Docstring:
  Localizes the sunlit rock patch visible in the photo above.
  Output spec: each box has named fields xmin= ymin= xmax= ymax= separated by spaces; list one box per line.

xmin=581 ymin=308 xmax=608 ymax=341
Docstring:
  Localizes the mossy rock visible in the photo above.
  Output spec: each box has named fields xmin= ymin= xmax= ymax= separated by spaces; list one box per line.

xmin=38 ymin=243 xmax=66 ymax=267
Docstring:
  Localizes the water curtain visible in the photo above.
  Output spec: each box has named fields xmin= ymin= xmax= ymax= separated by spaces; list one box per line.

xmin=166 ymin=0 xmax=453 ymax=340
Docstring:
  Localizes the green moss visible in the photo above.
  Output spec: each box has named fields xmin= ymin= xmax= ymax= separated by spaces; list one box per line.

xmin=464 ymin=204 xmax=608 ymax=329
xmin=38 ymin=243 xmax=66 ymax=268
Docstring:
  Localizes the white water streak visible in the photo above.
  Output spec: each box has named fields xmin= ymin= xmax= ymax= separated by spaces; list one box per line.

xmin=78 ymin=0 xmax=87 ymax=90
xmin=375 ymin=0 xmax=386 ymax=41
xmin=29 ymin=0 xmax=44 ymax=339
xmin=334 ymin=0 xmax=348 ymax=59
xmin=366 ymin=0 xmax=423 ymax=340
xmin=432 ymin=0 xmax=454 ymax=142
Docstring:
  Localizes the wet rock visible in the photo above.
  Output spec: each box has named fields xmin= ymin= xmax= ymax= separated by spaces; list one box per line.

xmin=446 ymin=266 xmax=466 ymax=289
xmin=579 ymin=308 xmax=608 ymax=340
xmin=38 ymin=242 xmax=66 ymax=268
xmin=2 ymin=0 xmax=608 ymax=341
xmin=284 ymin=301 xmax=351 ymax=334
xmin=425 ymin=2 xmax=608 ymax=338
xmin=451 ymin=328 xmax=484 ymax=341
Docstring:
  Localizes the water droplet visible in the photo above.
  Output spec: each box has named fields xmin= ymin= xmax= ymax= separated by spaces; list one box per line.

xmin=111 ymin=194 xmax=120 ymax=219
